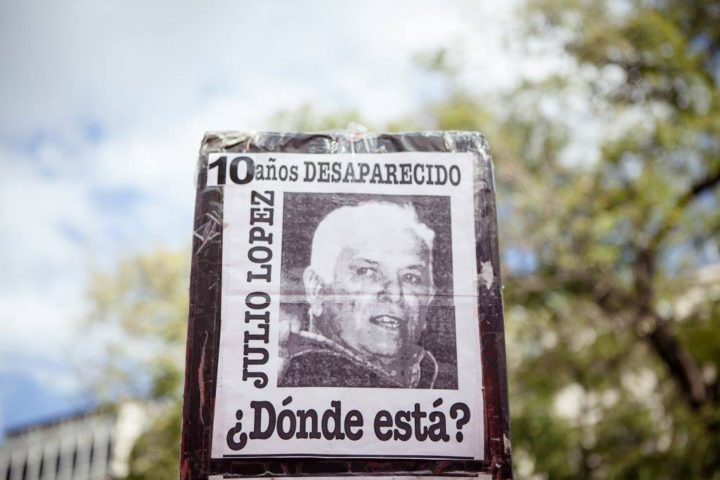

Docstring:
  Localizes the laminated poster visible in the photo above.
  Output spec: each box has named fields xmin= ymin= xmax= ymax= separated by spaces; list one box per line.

xmin=180 ymin=132 xmax=511 ymax=479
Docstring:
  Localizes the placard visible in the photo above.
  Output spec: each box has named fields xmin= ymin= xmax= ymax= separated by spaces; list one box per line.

xmin=180 ymin=132 xmax=511 ymax=479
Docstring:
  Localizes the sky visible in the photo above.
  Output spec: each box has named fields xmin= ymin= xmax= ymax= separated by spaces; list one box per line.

xmin=0 ymin=0 xmax=567 ymax=436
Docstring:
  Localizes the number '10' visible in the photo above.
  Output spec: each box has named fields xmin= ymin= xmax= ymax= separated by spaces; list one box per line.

xmin=208 ymin=155 xmax=255 ymax=185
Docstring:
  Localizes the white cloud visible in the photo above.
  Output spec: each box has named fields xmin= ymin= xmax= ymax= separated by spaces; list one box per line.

xmin=0 ymin=0 xmax=537 ymax=137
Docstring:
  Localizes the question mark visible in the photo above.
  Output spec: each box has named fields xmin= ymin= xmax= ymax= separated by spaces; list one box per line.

xmin=226 ymin=409 xmax=248 ymax=450
xmin=450 ymin=402 xmax=471 ymax=442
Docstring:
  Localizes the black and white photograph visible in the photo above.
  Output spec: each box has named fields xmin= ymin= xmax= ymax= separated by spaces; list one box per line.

xmin=278 ymin=193 xmax=458 ymax=389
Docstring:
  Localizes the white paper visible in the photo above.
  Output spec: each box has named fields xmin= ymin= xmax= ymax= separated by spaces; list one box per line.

xmin=210 ymin=152 xmax=483 ymax=460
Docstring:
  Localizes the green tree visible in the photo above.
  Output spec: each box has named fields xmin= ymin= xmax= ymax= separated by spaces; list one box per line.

xmin=85 ymin=250 xmax=189 ymax=480
xmin=490 ymin=0 xmax=720 ymax=477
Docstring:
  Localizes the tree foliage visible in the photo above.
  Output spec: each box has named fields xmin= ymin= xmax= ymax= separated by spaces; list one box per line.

xmin=85 ymin=250 xmax=188 ymax=479
xmin=499 ymin=0 xmax=720 ymax=477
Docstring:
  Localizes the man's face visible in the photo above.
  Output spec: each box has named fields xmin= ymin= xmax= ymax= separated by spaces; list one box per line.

xmin=318 ymin=228 xmax=434 ymax=363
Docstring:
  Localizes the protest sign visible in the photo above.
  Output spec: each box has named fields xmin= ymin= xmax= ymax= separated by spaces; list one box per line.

xmin=180 ymin=131 xmax=511 ymax=479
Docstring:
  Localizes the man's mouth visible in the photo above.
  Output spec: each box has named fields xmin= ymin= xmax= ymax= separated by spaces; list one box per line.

xmin=370 ymin=315 xmax=404 ymax=330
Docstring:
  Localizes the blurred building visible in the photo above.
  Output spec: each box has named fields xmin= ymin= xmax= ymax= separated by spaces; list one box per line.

xmin=0 ymin=402 xmax=145 ymax=480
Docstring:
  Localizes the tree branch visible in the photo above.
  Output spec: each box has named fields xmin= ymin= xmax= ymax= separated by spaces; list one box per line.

xmin=647 ymin=166 xmax=720 ymax=253
xmin=643 ymin=315 xmax=711 ymax=409
xmin=632 ymin=236 xmax=714 ymax=411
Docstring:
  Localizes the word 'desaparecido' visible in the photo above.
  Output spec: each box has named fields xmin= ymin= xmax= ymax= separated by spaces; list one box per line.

xmin=226 ymin=397 xmax=471 ymax=451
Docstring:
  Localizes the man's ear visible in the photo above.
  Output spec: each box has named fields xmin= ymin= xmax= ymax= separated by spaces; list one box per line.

xmin=303 ymin=267 xmax=324 ymax=316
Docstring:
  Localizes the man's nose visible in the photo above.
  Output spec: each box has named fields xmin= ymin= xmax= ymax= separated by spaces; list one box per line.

xmin=379 ymin=277 xmax=403 ymax=304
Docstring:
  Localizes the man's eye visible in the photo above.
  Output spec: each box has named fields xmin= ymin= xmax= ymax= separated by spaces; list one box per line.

xmin=402 ymin=272 xmax=422 ymax=285
xmin=356 ymin=267 xmax=376 ymax=277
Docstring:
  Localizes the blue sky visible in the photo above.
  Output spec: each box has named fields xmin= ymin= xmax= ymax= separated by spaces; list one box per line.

xmin=0 ymin=0 xmax=570 ymax=436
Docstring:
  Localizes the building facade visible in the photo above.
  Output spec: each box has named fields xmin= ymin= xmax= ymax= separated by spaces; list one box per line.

xmin=0 ymin=403 xmax=145 ymax=480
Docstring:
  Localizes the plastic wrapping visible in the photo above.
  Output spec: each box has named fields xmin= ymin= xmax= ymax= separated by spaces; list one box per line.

xmin=180 ymin=129 xmax=511 ymax=479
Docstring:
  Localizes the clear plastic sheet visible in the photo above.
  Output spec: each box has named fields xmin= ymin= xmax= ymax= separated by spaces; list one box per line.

xmin=181 ymin=128 xmax=511 ymax=479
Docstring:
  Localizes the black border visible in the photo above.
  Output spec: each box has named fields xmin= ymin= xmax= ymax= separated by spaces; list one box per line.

xmin=180 ymin=132 xmax=512 ymax=479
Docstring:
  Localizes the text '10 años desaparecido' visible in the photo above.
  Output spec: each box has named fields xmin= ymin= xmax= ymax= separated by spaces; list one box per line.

xmin=207 ymin=156 xmax=462 ymax=187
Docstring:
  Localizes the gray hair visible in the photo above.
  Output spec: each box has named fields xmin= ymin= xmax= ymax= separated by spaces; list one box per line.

xmin=308 ymin=201 xmax=435 ymax=283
